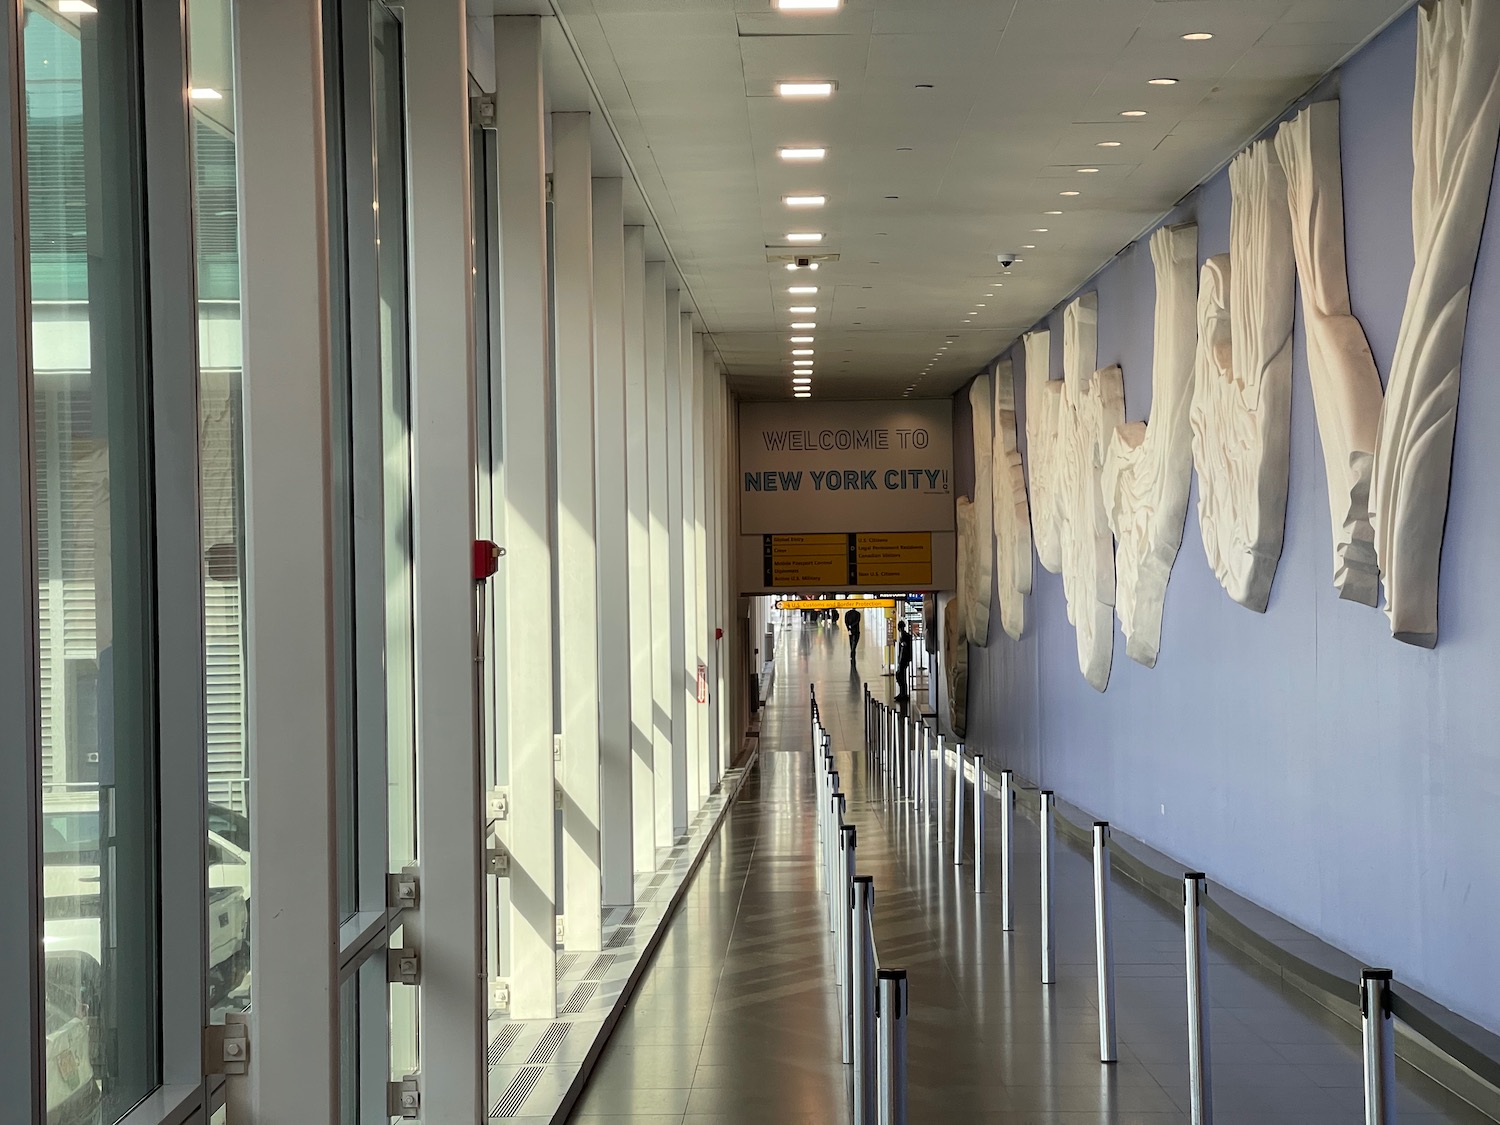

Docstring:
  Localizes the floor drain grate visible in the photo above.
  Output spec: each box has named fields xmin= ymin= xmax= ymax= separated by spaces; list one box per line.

xmin=556 ymin=952 xmax=578 ymax=980
xmin=584 ymin=953 xmax=615 ymax=980
xmin=526 ymin=1022 xmax=570 ymax=1065
xmin=561 ymin=981 xmax=598 ymax=1015
xmin=623 ymin=906 xmax=647 ymax=925
xmin=487 ymin=1024 xmax=521 ymax=1066
xmin=605 ymin=927 xmax=635 ymax=949
xmin=490 ymin=1065 xmax=542 ymax=1118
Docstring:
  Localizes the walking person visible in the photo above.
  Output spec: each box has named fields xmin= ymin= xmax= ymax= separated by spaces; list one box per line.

xmin=844 ymin=607 xmax=861 ymax=661
xmin=895 ymin=620 xmax=913 ymax=702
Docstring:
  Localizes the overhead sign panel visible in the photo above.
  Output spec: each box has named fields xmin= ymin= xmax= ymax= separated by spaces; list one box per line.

xmin=761 ymin=532 xmax=934 ymax=588
xmin=739 ymin=400 xmax=954 ymax=535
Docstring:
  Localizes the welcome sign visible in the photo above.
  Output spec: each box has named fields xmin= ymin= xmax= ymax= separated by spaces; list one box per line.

xmin=739 ymin=401 xmax=955 ymax=535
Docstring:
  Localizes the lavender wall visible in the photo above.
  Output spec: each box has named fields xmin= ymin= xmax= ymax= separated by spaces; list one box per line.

xmin=966 ymin=9 xmax=1500 ymax=1034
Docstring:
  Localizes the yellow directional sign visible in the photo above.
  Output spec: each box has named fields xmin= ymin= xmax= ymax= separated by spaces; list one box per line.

xmin=775 ymin=597 xmax=899 ymax=610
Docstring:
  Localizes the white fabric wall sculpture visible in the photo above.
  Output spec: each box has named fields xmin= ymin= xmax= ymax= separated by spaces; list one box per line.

xmin=966 ymin=374 xmax=994 ymax=646
xmin=991 ymin=358 xmax=1032 ymax=641
xmin=1024 ymin=329 xmax=1062 ymax=573
xmin=955 ymin=495 xmax=980 ymax=655
xmin=1372 ymin=0 xmax=1500 ymax=648
xmin=1189 ymin=140 xmax=1296 ymax=613
xmin=1101 ymin=223 xmax=1199 ymax=668
xmin=1054 ymin=294 xmax=1124 ymax=692
xmin=1274 ymin=101 xmax=1385 ymax=607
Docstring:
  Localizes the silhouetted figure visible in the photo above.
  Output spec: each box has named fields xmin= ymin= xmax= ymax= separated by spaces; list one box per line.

xmin=845 ymin=607 xmax=861 ymax=659
xmin=895 ymin=620 xmax=913 ymax=701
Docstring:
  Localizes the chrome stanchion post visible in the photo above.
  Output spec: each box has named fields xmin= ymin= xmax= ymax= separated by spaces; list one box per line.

xmin=827 ymin=783 xmax=843 ymax=934
xmin=839 ymin=825 xmax=858 ymax=1065
xmin=1184 ymin=873 xmax=1213 ymax=1125
xmin=1093 ymin=823 xmax=1117 ymax=1063
xmin=1040 ymin=790 xmax=1056 ymax=985
xmin=851 ymin=876 xmax=877 ymax=1125
xmin=935 ymin=734 xmax=947 ymax=846
xmin=876 ymin=969 xmax=908 ymax=1125
xmin=1000 ymin=769 xmax=1014 ymax=931
xmin=952 ymin=745 xmax=966 ymax=865
xmin=973 ymin=753 xmax=986 ymax=894
xmin=1361 ymin=969 xmax=1395 ymax=1125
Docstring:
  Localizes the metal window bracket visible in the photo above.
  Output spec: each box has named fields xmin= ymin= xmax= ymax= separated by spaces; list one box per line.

xmin=492 ymin=980 xmax=511 ymax=1011
xmin=387 ymin=947 xmax=420 ymax=987
xmin=388 ymin=1075 xmax=420 ymax=1119
xmin=556 ymin=915 xmax=566 ymax=946
xmin=204 ymin=1014 xmax=250 ymax=1076
xmin=487 ymin=785 xmax=510 ymax=823
xmin=387 ymin=866 xmax=420 ymax=911
xmin=486 ymin=844 xmax=511 ymax=878
xmin=553 ymin=733 xmax=563 ymax=762
xmin=471 ymin=93 xmax=496 ymax=129
xmin=554 ymin=781 xmax=564 ymax=811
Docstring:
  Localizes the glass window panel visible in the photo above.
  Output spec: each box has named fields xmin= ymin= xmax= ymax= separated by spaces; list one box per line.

xmin=25 ymin=0 xmax=160 ymax=1118
xmin=187 ymin=0 xmax=252 ymax=1022
xmin=372 ymin=0 xmax=416 ymax=877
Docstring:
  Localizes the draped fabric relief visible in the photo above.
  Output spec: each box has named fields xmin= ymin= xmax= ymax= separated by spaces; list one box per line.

xmin=955 ymin=496 xmax=979 ymax=657
xmin=1274 ymin=101 xmax=1385 ymax=607
xmin=966 ymin=374 xmax=994 ymax=646
xmin=1190 ymin=140 xmax=1296 ymax=613
xmin=1101 ymin=222 xmax=1199 ymax=668
xmin=942 ymin=595 xmax=969 ymax=738
xmin=991 ymin=358 xmax=1032 ymax=642
xmin=1024 ymin=329 xmax=1063 ymax=574
xmin=1055 ymin=294 xmax=1123 ymax=692
xmin=1372 ymin=0 xmax=1500 ymax=647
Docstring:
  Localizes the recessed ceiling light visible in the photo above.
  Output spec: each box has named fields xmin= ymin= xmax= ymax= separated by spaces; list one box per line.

xmin=790 ymin=336 xmax=815 ymax=343
xmin=1044 ymin=210 xmax=1063 ymax=215
xmin=794 ymin=359 xmax=814 ymax=366
xmin=794 ymin=391 xmax=812 ymax=398
xmin=984 ymin=293 xmax=993 ymax=297
xmin=793 ymin=376 xmax=812 ymax=384
xmin=792 ymin=348 xmax=815 ymax=355
xmin=779 ymin=147 xmax=827 ymax=161
xmin=1149 ymin=77 xmax=1179 ymax=86
xmin=784 ymin=195 xmax=826 ymax=207
xmin=1097 ymin=141 xmax=1122 ymax=148
xmin=1059 ymin=190 xmax=1080 ymax=197
xmin=1032 ymin=228 xmax=1049 ymax=233
xmin=777 ymin=0 xmax=840 ymax=9
xmin=788 ymin=286 xmax=818 ymax=294
xmin=1120 ymin=110 xmax=1148 ymax=117
xmin=1077 ymin=167 xmax=1100 ymax=173
xmin=789 ymin=305 xmax=817 ymax=313
xmin=777 ymin=81 xmax=834 ymax=98
xmin=1021 ymin=245 xmax=1035 ymax=249
xmin=1182 ymin=31 xmax=1213 ymax=41
xmin=975 ymin=304 xmax=986 ymax=308
xmin=189 ymin=86 xmax=222 ymax=100
xmin=791 ymin=321 xmax=816 ymax=329
xmin=785 ymin=232 xmax=824 ymax=243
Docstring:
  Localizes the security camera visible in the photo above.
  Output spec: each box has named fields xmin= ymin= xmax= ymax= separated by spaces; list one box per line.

xmin=796 ymin=256 xmax=812 ymax=268
xmin=997 ymin=252 xmax=1016 ymax=268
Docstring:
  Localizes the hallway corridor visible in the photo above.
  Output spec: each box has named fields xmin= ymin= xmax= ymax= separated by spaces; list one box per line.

xmin=569 ymin=619 xmax=1489 ymax=1123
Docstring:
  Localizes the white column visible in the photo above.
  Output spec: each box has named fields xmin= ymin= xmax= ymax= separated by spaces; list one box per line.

xmin=405 ymin=3 xmax=485 ymax=1116
xmin=624 ymin=232 xmax=658 ymax=871
xmin=492 ymin=14 xmax=557 ymax=1018
xmin=551 ymin=111 xmax=603 ymax=953
xmin=665 ymin=291 xmax=689 ymax=832
xmin=691 ymin=332 xmax=711 ymax=799
xmin=680 ymin=321 xmax=704 ymax=810
xmin=645 ymin=266 xmax=676 ymax=851
xmin=702 ymin=347 xmax=721 ymax=788
xmin=593 ymin=181 xmax=634 ymax=905
xmin=235 ymin=0 xmax=338 ymax=1115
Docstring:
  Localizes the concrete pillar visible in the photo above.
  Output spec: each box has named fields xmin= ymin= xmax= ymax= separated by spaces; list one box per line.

xmin=592 ymin=181 xmax=634 ymax=905
xmin=551 ymin=111 xmax=602 ymax=952
xmin=665 ymin=291 xmax=689 ymax=832
xmin=623 ymin=231 xmax=657 ymax=871
xmin=643 ymin=264 xmax=676 ymax=852
xmin=492 ymin=14 xmax=556 ymax=1018
xmin=405 ymin=2 xmax=485 ymax=1115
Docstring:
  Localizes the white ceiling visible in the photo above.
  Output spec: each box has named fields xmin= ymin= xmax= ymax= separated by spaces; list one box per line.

xmin=550 ymin=0 xmax=1409 ymax=400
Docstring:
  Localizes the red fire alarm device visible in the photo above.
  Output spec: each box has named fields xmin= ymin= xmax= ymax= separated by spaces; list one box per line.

xmin=715 ymin=627 xmax=724 ymax=640
xmin=472 ymin=539 xmax=502 ymax=582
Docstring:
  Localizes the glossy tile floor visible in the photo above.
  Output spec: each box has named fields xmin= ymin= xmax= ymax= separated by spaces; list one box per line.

xmin=569 ymin=617 xmax=1491 ymax=1124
